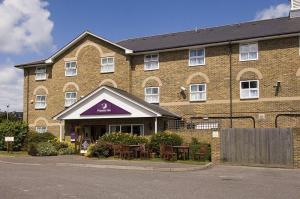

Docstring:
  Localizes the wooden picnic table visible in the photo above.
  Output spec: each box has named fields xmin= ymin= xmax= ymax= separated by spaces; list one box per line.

xmin=172 ymin=145 xmax=190 ymax=160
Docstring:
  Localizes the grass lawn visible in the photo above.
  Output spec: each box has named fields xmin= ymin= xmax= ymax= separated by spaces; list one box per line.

xmin=0 ymin=151 xmax=28 ymax=157
xmin=92 ymin=156 xmax=210 ymax=165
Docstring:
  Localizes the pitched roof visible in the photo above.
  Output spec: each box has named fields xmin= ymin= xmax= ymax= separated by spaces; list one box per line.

xmin=53 ymin=85 xmax=180 ymax=120
xmin=15 ymin=17 xmax=300 ymax=68
xmin=117 ymin=17 xmax=300 ymax=52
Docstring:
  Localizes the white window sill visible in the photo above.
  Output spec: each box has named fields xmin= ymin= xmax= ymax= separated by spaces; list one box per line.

xmin=188 ymin=63 xmax=205 ymax=67
xmin=35 ymin=107 xmax=47 ymax=110
xmin=144 ymin=68 xmax=159 ymax=71
xmin=240 ymin=97 xmax=259 ymax=100
xmin=100 ymin=71 xmax=114 ymax=74
xmin=35 ymin=79 xmax=46 ymax=81
xmin=239 ymin=58 xmax=258 ymax=62
xmin=189 ymin=99 xmax=207 ymax=102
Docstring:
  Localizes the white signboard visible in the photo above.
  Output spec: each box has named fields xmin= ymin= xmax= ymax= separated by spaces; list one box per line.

xmin=212 ymin=131 xmax=219 ymax=138
xmin=5 ymin=137 xmax=14 ymax=142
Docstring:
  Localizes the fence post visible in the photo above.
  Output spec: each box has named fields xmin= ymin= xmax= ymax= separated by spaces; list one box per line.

xmin=293 ymin=128 xmax=300 ymax=168
xmin=211 ymin=130 xmax=221 ymax=164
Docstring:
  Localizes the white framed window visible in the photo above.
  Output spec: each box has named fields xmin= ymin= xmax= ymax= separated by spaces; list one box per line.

xmin=35 ymin=126 xmax=47 ymax=133
xmin=189 ymin=48 xmax=205 ymax=66
xmin=35 ymin=95 xmax=47 ymax=109
xmin=190 ymin=84 xmax=206 ymax=101
xmin=144 ymin=54 xmax=159 ymax=70
xmin=109 ymin=124 xmax=144 ymax=136
xmin=101 ymin=57 xmax=115 ymax=73
xmin=65 ymin=92 xmax=77 ymax=107
xmin=35 ymin=66 xmax=47 ymax=81
xmin=145 ymin=87 xmax=159 ymax=104
xmin=65 ymin=61 xmax=77 ymax=76
xmin=239 ymin=43 xmax=258 ymax=61
xmin=240 ymin=80 xmax=259 ymax=99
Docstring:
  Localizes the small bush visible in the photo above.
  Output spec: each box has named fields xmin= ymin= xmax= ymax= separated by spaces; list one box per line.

xmin=100 ymin=133 xmax=148 ymax=145
xmin=35 ymin=142 xmax=58 ymax=156
xmin=89 ymin=141 xmax=112 ymax=158
xmin=149 ymin=132 xmax=183 ymax=154
xmin=58 ymin=147 xmax=75 ymax=155
xmin=49 ymin=138 xmax=69 ymax=151
xmin=27 ymin=132 xmax=56 ymax=144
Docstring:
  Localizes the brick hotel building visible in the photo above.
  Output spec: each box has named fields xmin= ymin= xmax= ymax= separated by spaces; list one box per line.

xmin=16 ymin=1 xmax=300 ymax=141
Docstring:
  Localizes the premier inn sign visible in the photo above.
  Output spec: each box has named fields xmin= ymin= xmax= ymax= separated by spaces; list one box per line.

xmin=80 ymin=99 xmax=130 ymax=116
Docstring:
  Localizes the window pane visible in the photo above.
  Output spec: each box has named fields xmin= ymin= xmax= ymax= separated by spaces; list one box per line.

xmin=196 ymin=49 xmax=204 ymax=57
xmin=121 ymin=125 xmax=131 ymax=133
xmin=240 ymin=45 xmax=249 ymax=53
xmin=249 ymin=52 xmax=257 ymax=60
xmin=132 ymin=125 xmax=143 ymax=136
xmin=250 ymin=89 xmax=258 ymax=97
xmin=102 ymin=58 xmax=108 ymax=64
xmin=198 ymin=84 xmax=205 ymax=91
xmin=240 ymin=53 xmax=248 ymax=60
xmin=190 ymin=50 xmax=197 ymax=57
xmin=241 ymin=82 xmax=249 ymax=89
xmin=250 ymin=81 xmax=258 ymax=88
xmin=190 ymin=58 xmax=197 ymax=65
xmin=240 ymin=89 xmax=249 ymax=98
xmin=110 ymin=125 xmax=120 ymax=133
xmin=191 ymin=85 xmax=198 ymax=92
xmin=70 ymin=62 xmax=76 ymax=68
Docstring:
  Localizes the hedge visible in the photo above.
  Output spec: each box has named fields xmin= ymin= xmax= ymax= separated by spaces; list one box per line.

xmin=0 ymin=120 xmax=28 ymax=151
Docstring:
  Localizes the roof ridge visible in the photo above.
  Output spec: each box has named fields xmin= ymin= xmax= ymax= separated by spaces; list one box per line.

xmin=117 ymin=17 xmax=289 ymax=43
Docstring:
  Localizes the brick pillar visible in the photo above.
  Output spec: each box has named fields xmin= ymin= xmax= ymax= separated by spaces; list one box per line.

xmin=211 ymin=131 xmax=221 ymax=164
xmin=293 ymin=128 xmax=300 ymax=168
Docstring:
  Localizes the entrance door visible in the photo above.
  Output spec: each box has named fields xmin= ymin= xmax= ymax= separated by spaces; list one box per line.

xmin=91 ymin=125 xmax=107 ymax=142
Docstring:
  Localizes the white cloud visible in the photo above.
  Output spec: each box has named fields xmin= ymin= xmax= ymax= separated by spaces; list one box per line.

xmin=255 ymin=3 xmax=290 ymax=20
xmin=0 ymin=0 xmax=54 ymax=54
xmin=0 ymin=61 xmax=23 ymax=112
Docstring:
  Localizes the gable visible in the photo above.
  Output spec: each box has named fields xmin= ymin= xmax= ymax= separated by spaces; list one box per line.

xmin=54 ymin=87 xmax=160 ymax=120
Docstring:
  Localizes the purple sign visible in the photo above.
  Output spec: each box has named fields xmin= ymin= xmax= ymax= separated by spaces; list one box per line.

xmin=80 ymin=99 xmax=130 ymax=116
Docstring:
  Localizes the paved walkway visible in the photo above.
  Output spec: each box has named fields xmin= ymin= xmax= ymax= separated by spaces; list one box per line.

xmin=0 ymin=155 xmax=212 ymax=172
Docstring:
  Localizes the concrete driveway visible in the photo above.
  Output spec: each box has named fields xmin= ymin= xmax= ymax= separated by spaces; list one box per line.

xmin=0 ymin=156 xmax=299 ymax=199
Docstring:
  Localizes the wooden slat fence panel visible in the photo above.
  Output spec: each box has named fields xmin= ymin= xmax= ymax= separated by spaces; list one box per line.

xmin=221 ymin=128 xmax=293 ymax=168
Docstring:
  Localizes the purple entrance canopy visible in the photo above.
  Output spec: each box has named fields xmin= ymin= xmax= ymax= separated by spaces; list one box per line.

xmin=80 ymin=99 xmax=130 ymax=116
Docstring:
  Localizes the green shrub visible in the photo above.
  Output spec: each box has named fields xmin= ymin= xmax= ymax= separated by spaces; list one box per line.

xmin=27 ymin=132 xmax=56 ymax=144
xmin=58 ymin=147 xmax=75 ymax=155
xmin=0 ymin=120 xmax=28 ymax=151
xmin=89 ymin=141 xmax=112 ymax=158
xmin=149 ymin=132 xmax=183 ymax=154
xmin=35 ymin=142 xmax=58 ymax=156
xmin=99 ymin=133 xmax=148 ymax=145
xmin=86 ymin=144 xmax=95 ymax=157
xmin=49 ymin=138 xmax=69 ymax=151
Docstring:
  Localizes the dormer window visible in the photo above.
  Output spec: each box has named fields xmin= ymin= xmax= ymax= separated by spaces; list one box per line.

xmin=239 ymin=43 xmax=258 ymax=61
xmin=65 ymin=61 xmax=77 ymax=77
xmin=101 ymin=57 xmax=115 ymax=73
xmin=144 ymin=54 xmax=159 ymax=71
xmin=35 ymin=66 xmax=46 ymax=81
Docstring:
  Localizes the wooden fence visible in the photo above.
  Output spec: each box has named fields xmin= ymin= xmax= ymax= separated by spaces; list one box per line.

xmin=221 ymin=128 xmax=293 ymax=168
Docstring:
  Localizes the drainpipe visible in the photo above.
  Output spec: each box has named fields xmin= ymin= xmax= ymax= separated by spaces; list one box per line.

xmin=154 ymin=117 xmax=158 ymax=134
xmin=26 ymin=69 xmax=29 ymax=123
xmin=229 ymin=42 xmax=233 ymax=128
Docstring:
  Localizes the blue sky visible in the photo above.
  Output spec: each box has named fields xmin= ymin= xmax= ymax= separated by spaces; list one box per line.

xmin=0 ymin=0 xmax=291 ymax=111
